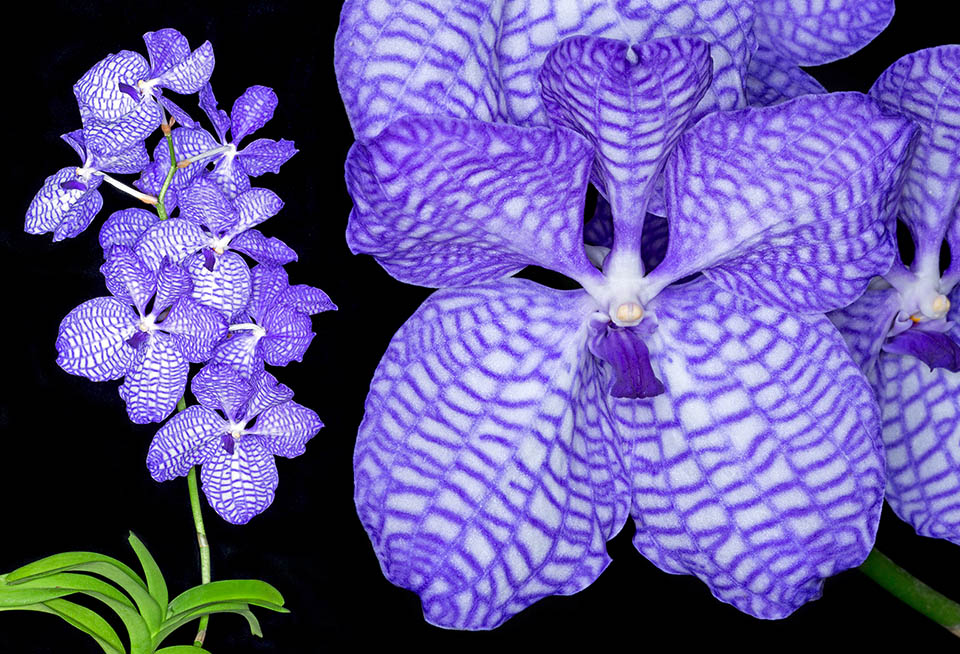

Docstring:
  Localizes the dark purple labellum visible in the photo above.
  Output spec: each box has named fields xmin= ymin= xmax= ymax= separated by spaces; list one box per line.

xmin=125 ymin=331 xmax=149 ymax=349
xmin=60 ymin=179 xmax=87 ymax=192
xmin=587 ymin=320 xmax=665 ymax=398
xmin=884 ymin=328 xmax=960 ymax=372
xmin=118 ymin=82 xmax=140 ymax=102
xmin=220 ymin=433 xmax=235 ymax=455
xmin=203 ymin=248 xmax=217 ymax=271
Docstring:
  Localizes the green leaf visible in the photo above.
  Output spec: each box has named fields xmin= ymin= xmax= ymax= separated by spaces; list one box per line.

xmin=152 ymin=601 xmax=264 ymax=648
xmin=5 ymin=551 xmax=145 ymax=587
xmin=0 ymin=599 xmax=126 ymax=654
xmin=167 ymin=579 xmax=286 ymax=616
xmin=2 ymin=572 xmax=136 ymax=608
xmin=0 ymin=586 xmax=73 ymax=606
xmin=155 ymin=647 xmax=213 ymax=654
xmin=69 ymin=562 xmax=164 ymax=635
xmin=126 ymin=532 xmax=168 ymax=620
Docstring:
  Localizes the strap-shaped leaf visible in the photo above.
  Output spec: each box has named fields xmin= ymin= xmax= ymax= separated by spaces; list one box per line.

xmin=156 ymin=647 xmax=213 ymax=654
xmin=0 ymin=599 xmax=126 ymax=654
xmin=1 ymin=572 xmax=134 ymax=608
xmin=166 ymin=579 xmax=286 ymax=615
xmin=152 ymin=601 xmax=263 ymax=647
xmin=127 ymin=532 xmax=168 ymax=619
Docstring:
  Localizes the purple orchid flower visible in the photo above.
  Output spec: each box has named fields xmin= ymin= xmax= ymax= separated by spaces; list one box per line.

xmin=212 ymin=264 xmax=337 ymax=379
xmin=25 ymin=129 xmax=149 ymax=241
xmin=56 ymin=246 xmax=227 ymax=424
xmin=73 ymin=28 xmax=214 ymax=154
xmin=829 ymin=45 xmax=960 ymax=546
xmin=133 ymin=178 xmax=293 ymax=318
xmin=197 ymin=83 xmax=299 ymax=198
xmin=133 ymin=126 xmax=225 ymax=211
xmin=343 ymin=35 xmax=918 ymax=628
xmin=146 ymin=364 xmax=323 ymax=524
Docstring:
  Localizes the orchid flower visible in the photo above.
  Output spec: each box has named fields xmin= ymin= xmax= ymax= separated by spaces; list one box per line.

xmin=343 ymin=34 xmax=917 ymax=628
xmin=830 ymin=45 xmax=960 ymax=545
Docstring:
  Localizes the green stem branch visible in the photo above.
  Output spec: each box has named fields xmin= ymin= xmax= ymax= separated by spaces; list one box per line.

xmin=858 ymin=548 xmax=960 ymax=638
xmin=156 ymin=124 xmax=177 ymax=221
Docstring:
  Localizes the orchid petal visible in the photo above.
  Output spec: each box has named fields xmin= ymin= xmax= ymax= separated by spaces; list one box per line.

xmin=207 ymin=154 xmax=251 ymax=199
xmin=281 ymin=284 xmax=337 ymax=315
xmin=246 ymin=264 xmax=289 ymax=323
xmin=119 ymin=332 xmax=189 ymax=424
xmin=56 ymin=297 xmax=138 ymax=382
xmin=89 ymin=141 xmax=151 ymax=175
xmin=160 ymin=297 xmax=228 ymax=363
xmin=185 ymin=250 xmax=252 ymax=318
xmin=73 ymin=51 xmax=150 ymax=122
xmin=540 ymin=35 xmax=711 ymax=261
xmin=248 ymin=401 xmax=322 ymax=458
xmin=211 ymin=331 xmax=264 ymax=380
xmin=146 ymin=405 xmax=226 ymax=481
xmin=345 ymin=115 xmax=601 ymax=289
xmin=229 ymin=229 xmax=298 ymax=266
xmin=355 ymin=279 xmax=629 ymax=629
xmin=155 ymin=94 xmax=198 ymax=129
xmin=618 ymin=278 xmax=884 ymax=618
xmin=230 ymin=85 xmax=278 ymax=143
xmin=261 ymin=305 xmax=314 ymax=366
xmin=227 ymin=187 xmax=284 ymax=237
xmin=61 ymin=129 xmax=85 ymax=160
xmin=135 ymin=217 xmax=208 ymax=270
xmin=649 ymin=93 xmax=916 ymax=313
xmin=237 ymin=138 xmax=298 ymax=176
xmin=25 ymin=167 xmax=102 ymax=239
xmin=153 ymin=40 xmax=215 ymax=95
xmin=200 ymin=439 xmax=278 ymax=524
xmin=245 ymin=371 xmax=295 ymax=420
xmin=152 ymin=259 xmax=193 ymax=314
xmin=99 ymin=208 xmax=158 ymax=254
xmin=179 ymin=177 xmax=237 ymax=234
xmin=100 ymin=245 xmax=156 ymax=314
xmin=870 ymin=45 xmax=960 ymax=271
xmin=52 ymin=189 xmax=104 ymax=242
xmin=199 ymin=83 xmax=230 ymax=143
xmin=745 ymin=44 xmax=826 ymax=107
xmin=753 ymin=0 xmax=894 ymax=66
xmin=874 ymin=352 xmax=960 ymax=545
xmin=828 ymin=287 xmax=901 ymax=374
xmin=143 ymin=28 xmax=191 ymax=76
xmin=82 ymin=100 xmax=163 ymax=155
xmin=191 ymin=363 xmax=254 ymax=421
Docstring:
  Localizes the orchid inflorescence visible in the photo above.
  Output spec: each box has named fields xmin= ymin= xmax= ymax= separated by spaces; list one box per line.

xmin=26 ymin=27 xmax=332 ymax=525
xmin=336 ymin=0 xmax=960 ymax=633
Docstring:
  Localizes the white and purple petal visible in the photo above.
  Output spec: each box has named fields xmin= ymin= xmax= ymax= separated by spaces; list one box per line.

xmin=745 ymin=44 xmax=826 ymax=108
xmin=229 ymin=85 xmax=278 ymax=143
xmin=649 ymin=92 xmax=916 ymax=313
xmin=355 ymin=279 xmax=630 ymax=629
xmin=25 ymin=167 xmax=103 ymax=240
xmin=179 ymin=177 xmax=237 ymax=235
xmin=248 ymin=401 xmax=322 ymax=458
xmin=280 ymin=284 xmax=336 ymax=315
xmin=135 ymin=217 xmax=208 ymax=270
xmin=828 ymin=286 xmax=901 ymax=374
xmin=152 ymin=39 xmax=215 ymax=95
xmin=617 ymin=278 xmax=884 ymax=618
xmin=99 ymin=208 xmax=158 ymax=255
xmin=237 ymin=138 xmax=298 ymax=176
xmin=200 ymin=439 xmax=279 ymax=524
xmin=119 ymin=331 xmax=189 ymax=424
xmin=56 ymin=297 xmax=138 ymax=382
xmin=159 ymin=297 xmax=228 ymax=363
xmin=146 ymin=405 xmax=228 ymax=481
xmin=229 ymin=229 xmax=297 ymax=266
xmin=345 ymin=115 xmax=602 ymax=289
xmin=199 ymin=83 xmax=230 ymax=143
xmin=211 ymin=332 xmax=265 ymax=380
xmin=152 ymin=259 xmax=193 ymax=314
xmin=100 ymin=245 xmax=156 ymax=313
xmin=185 ymin=250 xmax=252 ymax=318
xmin=244 ymin=371 xmax=296 ymax=421
xmin=191 ymin=363 xmax=255 ymax=420
xmin=260 ymin=305 xmax=314 ymax=366
xmin=227 ymin=187 xmax=284 ymax=237
xmin=73 ymin=51 xmax=150 ymax=122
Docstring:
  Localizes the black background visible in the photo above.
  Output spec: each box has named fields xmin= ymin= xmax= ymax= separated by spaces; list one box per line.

xmin=3 ymin=2 xmax=959 ymax=652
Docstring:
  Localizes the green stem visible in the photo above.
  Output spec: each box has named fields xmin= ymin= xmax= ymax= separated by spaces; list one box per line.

xmin=859 ymin=548 xmax=960 ymax=638
xmin=156 ymin=127 xmax=177 ymax=221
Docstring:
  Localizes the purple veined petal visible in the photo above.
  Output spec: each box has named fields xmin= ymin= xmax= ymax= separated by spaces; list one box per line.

xmin=211 ymin=331 xmax=265 ymax=380
xmin=153 ymin=40 xmax=215 ymax=95
xmin=248 ymin=401 xmax=322 ymax=458
xmin=497 ymin=0 xmax=755 ymax=127
xmin=135 ymin=217 xmax=209 ymax=270
xmin=873 ymin=352 xmax=960 ymax=545
xmin=81 ymin=100 xmax=163 ymax=155
xmin=228 ymin=229 xmax=297 ymax=266
xmin=355 ymin=278 xmax=629 ymax=630
xmin=53 ymin=189 xmax=105 ymax=242
xmin=61 ymin=129 xmax=86 ymax=160
xmin=280 ymin=284 xmax=337 ymax=315
xmin=119 ymin=331 xmax=189 ymax=424
xmin=191 ymin=363 xmax=255 ymax=420
xmin=745 ymin=44 xmax=827 ymax=107
xmin=89 ymin=140 xmax=151 ymax=175
xmin=753 ymin=0 xmax=894 ymax=66
xmin=179 ymin=177 xmax=237 ymax=234
xmin=160 ymin=297 xmax=229 ymax=363
xmin=156 ymin=94 xmax=198 ymax=129
xmin=260 ymin=304 xmax=314 ymax=366
xmin=539 ymin=35 xmax=711 ymax=262
xmin=73 ymin=51 xmax=151 ymax=122
xmin=615 ymin=277 xmax=884 ymax=619
xmin=244 ymin=371 xmax=295 ymax=420
xmin=229 ymin=85 xmax=278 ymax=143
xmin=153 ymin=258 xmax=193 ymax=314
xmin=871 ymin=45 xmax=960 ymax=270
xmin=200 ymin=438 xmax=279 ymax=524
xmin=227 ymin=187 xmax=284 ymax=237
xmin=345 ymin=115 xmax=603 ymax=289
xmin=99 ymin=208 xmax=158 ymax=255
xmin=151 ymin=126 xmax=220 ymax=190
xmin=100 ymin=245 xmax=157 ymax=314
xmin=883 ymin=328 xmax=960 ymax=373
xmin=207 ymin=155 xmax=251 ymax=199
xmin=25 ymin=167 xmax=99 ymax=238
xmin=146 ymin=405 xmax=227 ymax=481
xmin=56 ymin=297 xmax=138 ymax=382
xmin=828 ymin=286 xmax=901 ymax=374
xmin=246 ymin=264 xmax=289 ymax=323
xmin=334 ymin=0 xmax=502 ymax=140
xmin=648 ymin=92 xmax=917 ymax=314
xmin=142 ymin=28 xmax=191 ymax=76
xmin=237 ymin=138 xmax=298 ymax=176
xmin=185 ymin=250 xmax=252 ymax=318
xmin=199 ymin=83 xmax=230 ymax=143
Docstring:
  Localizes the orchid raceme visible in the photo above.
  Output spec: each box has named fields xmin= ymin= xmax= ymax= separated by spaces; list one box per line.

xmin=344 ymin=33 xmax=917 ymax=628
xmin=830 ymin=45 xmax=960 ymax=546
